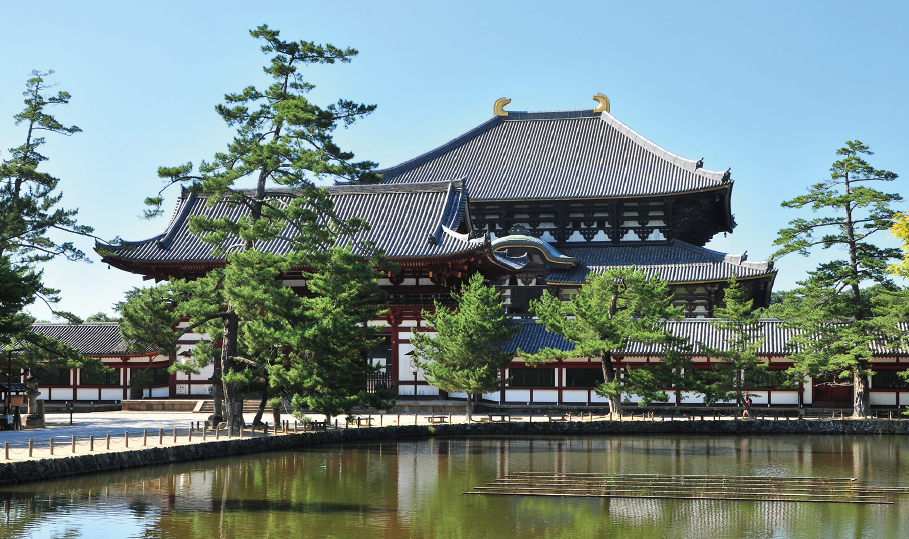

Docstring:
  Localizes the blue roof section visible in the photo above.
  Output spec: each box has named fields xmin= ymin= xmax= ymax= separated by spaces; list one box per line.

xmin=505 ymin=319 xmax=909 ymax=357
xmin=100 ymin=181 xmax=486 ymax=263
xmin=546 ymin=240 xmax=775 ymax=284
xmin=378 ymin=109 xmax=731 ymax=201
xmin=24 ymin=323 xmax=158 ymax=356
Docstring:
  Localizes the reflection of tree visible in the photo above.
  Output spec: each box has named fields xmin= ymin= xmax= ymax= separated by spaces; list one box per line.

xmin=1 ymin=437 xmax=908 ymax=537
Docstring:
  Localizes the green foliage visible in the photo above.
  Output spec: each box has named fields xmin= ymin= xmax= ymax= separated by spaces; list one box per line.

xmin=410 ymin=273 xmax=518 ymax=418
xmin=118 ymin=27 xmax=390 ymax=424
xmin=0 ymin=71 xmax=99 ymax=372
xmin=699 ymin=276 xmax=768 ymax=405
xmin=522 ymin=267 xmax=684 ymax=415
xmin=772 ymin=141 xmax=903 ymax=416
xmin=84 ymin=312 xmax=120 ymax=323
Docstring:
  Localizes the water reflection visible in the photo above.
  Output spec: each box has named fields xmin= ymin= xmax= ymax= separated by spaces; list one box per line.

xmin=1 ymin=435 xmax=907 ymax=538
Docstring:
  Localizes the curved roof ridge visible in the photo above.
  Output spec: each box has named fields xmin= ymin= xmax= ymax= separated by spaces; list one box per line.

xmin=376 ymin=116 xmax=502 ymax=176
xmin=669 ymin=239 xmax=729 ymax=261
xmin=598 ymin=111 xmax=729 ymax=182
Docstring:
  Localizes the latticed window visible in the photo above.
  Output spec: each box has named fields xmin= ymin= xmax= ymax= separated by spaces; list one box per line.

xmin=37 ymin=367 xmax=71 ymax=386
xmin=508 ymin=368 xmax=555 ymax=387
xmin=149 ymin=368 xmax=171 ymax=386
xmin=744 ymin=369 xmax=790 ymax=388
xmin=565 ymin=368 xmax=605 ymax=387
xmin=872 ymin=370 xmax=909 ymax=389
xmin=80 ymin=365 xmax=120 ymax=386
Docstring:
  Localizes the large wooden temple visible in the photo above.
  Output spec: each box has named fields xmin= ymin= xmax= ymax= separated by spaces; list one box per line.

xmin=45 ymin=96 xmax=901 ymax=410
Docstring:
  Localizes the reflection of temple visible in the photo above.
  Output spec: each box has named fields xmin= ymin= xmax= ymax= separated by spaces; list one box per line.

xmin=3 ymin=436 xmax=905 ymax=536
xmin=17 ymin=96 xmax=906 ymax=409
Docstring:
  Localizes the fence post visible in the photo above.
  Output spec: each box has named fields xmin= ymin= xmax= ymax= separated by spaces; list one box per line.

xmin=125 ymin=432 xmax=129 ymax=448
xmin=173 ymin=428 xmax=177 ymax=444
xmin=294 ymin=421 xmax=298 ymax=433
xmin=72 ymin=436 xmax=76 ymax=454
xmin=143 ymin=430 xmax=148 ymax=446
xmin=159 ymin=429 xmax=163 ymax=445
xmin=216 ymin=427 xmax=220 ymax=440
xmin=50 ymin=438 xmax=54 ymax=456
xmin=106 ymin=434 xmax=111 ymax=450
xmin=29 ymin=439 xmax=33 ymax=458
xmin=188 ymin=429 xmax=192 ymax=443
xmin=202 ymin=428 xmax=207 ymax=441
xmin=90 ymin=436 xmax=94 ymax=452
xmin=240 ymin=424 xmax=243 ymax=439
xmin=5 ymin=442 xmax=8 ymax=460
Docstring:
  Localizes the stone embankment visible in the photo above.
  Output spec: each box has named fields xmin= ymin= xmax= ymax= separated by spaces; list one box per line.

xmin=1 ymin=418 xmax=907 ymax=486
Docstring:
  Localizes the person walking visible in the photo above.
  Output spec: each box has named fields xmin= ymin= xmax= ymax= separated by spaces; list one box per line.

xmin=741 ymin=396 xmax=753 ymax=419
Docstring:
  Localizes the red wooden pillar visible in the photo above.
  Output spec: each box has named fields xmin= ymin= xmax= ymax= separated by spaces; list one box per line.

xmin=389 ymin=310 xmax=401 ymax=398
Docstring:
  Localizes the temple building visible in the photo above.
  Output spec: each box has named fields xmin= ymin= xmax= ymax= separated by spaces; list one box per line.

xmin=57 ymin=95 xmax=904 ymax=410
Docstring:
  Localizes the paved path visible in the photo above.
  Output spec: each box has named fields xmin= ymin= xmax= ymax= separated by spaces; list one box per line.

xmin=0 ymin=410 xmax=650 ymax=462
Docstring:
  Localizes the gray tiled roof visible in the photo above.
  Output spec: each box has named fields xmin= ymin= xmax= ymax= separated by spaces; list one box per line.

xmin=378 ymin=110 xmax=731 ymax=201
xmin=101 ymin=181 xmax=486 ymax=263
xmin=546 ymin=240 xmax=775 ymax=284
xmin=26 ymin=323 xmax=158 ymax=356
xmin=506 ymin=319 xmax=909 ymax=357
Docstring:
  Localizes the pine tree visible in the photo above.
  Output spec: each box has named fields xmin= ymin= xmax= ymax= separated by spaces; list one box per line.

xmin=410 ymin=273 xmax=518 ymax=421
xmin=118 ymin=26 xmax=383 ymax=429
xmin=521 ymin=268 xmax=683 ymax=418
xmin=1 ymin=71 xmax=101 ymax=380
xmin=699 ymin=276 xmax=767 ymax=407
xmin=772 ymin=141 xmax=902 ymax=417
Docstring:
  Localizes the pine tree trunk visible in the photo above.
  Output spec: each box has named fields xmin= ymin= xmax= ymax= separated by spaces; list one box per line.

xmin=601 ymin=353 xmax=622 ymax=419
xmin=221 ymin=308 xmax=244 ymax=430
xmin=465 ymin=392 xmax=473 ymax=422
xmin=252 ymin=386 xmax=268 ymax=426
xmin=853 ymin=364 xmax=870 ymax=418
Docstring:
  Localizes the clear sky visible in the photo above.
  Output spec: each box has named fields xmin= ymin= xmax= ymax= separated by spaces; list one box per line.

xmin=2 ymin=0 xmax=907 ymax=320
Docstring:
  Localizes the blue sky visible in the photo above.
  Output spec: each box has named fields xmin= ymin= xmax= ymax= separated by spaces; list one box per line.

xmin=2 ymin=0 xmax=907 ymax=319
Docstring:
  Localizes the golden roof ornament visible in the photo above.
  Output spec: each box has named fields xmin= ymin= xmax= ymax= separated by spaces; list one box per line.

xmin=592 ymin=93 xmax=610 ymax=113
xmin=494 ymin=97 xmax=511 ymax=117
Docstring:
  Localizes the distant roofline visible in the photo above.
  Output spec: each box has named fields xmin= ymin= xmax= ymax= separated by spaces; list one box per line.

xmin=376 ymin=108 xmax=731 ymax=187
xmin=98 ymin=180 xmax=466 ymax=252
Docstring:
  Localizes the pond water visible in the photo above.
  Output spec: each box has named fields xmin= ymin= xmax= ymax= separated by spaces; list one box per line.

xmin=1 ymin=435 xmax=908 ymax=538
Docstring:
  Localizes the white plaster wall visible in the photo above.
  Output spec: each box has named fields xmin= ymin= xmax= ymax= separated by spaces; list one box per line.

xmin=533 ymin=390 xmax=558 ymax=403
xmin=76 ymin=388 xmax=98 ymax=401
xmin=416 ymin=385 xmax=439 ymax=396
xmin=870 ymin=392 xmax=897 ymax=406
xmin=680 ymin=391 xmax=700 ymax=404
xmin=505 ymin=389 xmax=530 ymax=403
xmin=151 ymin=387 xmax=169 ymax=398
xmin=562 ymin=390 xmax=588 ymax=403
xmin=398 ymin=343 xmax=425 ymax=382
xmin=900 ymin=393 xmax=909 ymax=406
xmin=749 ymin=391 xmax=769 ymax=405
xmin=771 ymin=391 xmax=799 ymax=405
xmin=101 ymin=388 xmax=123 ymax=401
xmin=190 ymin=384 xmax=212 ymax=395
xmin=50 ymin=388 xmax=73 ymax=401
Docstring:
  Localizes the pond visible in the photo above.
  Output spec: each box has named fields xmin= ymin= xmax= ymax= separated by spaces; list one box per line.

xmin=1 ymin=435 xmax=908 ymax=538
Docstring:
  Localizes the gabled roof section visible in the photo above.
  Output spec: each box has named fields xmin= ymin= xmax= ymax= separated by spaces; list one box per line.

xmin=25 ymin=323 xmax=158 ymax=356
xmin=378 ymin=109 xmax=732 ymax=201
xmin=505 ymin=319 xmax=909 ymax=357
xmin=546 ymin=240 xmax=775 ymax=285
xmin=99 ymin=181 xmax=486 ymax=266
